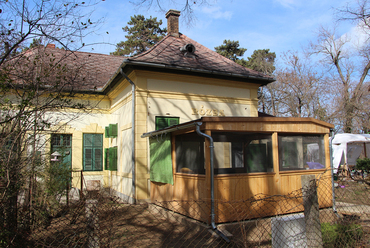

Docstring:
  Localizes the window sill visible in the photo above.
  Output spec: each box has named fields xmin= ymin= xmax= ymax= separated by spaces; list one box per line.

xmin=279 ymin=168 xmax=327 ymax=174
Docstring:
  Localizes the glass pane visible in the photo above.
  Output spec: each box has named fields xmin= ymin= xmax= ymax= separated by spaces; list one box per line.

xmin=213 ymin=132 xmax=273 ymax=174
xmin=176 ymin=133 xmax=205 ymax=174
xmin=94 ymin=134 xmax=103 ymax=147
xmin=52 ymin=135 xmax=61 ymax=146
xmin=232 ymin=143 xmax=244 ymax=168
xmin=279 ymin=135 xmax=325 ymax=171
xmin=63 ymin=135 xmax=71 ymax=147
xmin=245 ymin=143 xmax=269 ymax=172
xmin=84 ymin=134 xmax=93 ymax=147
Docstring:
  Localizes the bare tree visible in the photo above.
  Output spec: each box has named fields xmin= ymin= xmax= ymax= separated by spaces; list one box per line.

xmin=337 ymin=0 xmax=370 ymax=36
xmin=310 ymin=25 xmax=370 ymax=133
xmin=262 ymin=51 xmax=329 ymax=120
xmin=130 ymin=0 xmax=214 ymax=25
xmin=0 ymin=1 xmax=104 ymax=246
xmin=0 ymin=0 xmax=101 ymax=64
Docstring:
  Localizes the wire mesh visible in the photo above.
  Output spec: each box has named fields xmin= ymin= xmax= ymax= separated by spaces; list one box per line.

xmin=1 ymin=171 xmax=370 ymax=247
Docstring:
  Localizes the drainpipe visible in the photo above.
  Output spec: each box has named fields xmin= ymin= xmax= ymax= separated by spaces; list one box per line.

xmin=120 ymin=69 xmax=136 ymax=204
xmin=195 ymin=124 xmax=230 ymax=243
xmin=329 ymin=129 xmax=338 ymax=215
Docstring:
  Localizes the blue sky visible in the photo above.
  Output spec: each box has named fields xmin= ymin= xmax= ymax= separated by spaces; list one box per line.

xmin=82 ymin=0 xmax=356 ymax=60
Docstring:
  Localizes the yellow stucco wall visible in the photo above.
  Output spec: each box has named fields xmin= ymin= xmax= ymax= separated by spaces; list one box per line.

xmin=47 ymin=69 xmax=262 ymax=201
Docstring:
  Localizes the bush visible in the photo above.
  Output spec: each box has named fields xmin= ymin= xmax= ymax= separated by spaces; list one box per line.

xmin=356 ymin=157 xmax=370 ymax=172
xmin=321 ymin=222 xmax=363 ymax=248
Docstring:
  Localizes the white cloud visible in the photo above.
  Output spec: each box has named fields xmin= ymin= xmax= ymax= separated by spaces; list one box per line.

xmin=347 ymin=24 xmax=370 ymax=50
xmin=200 ymin=6 xmax=233 ymax=20
xmin=273 ymin=0 xmax=298 ymax=9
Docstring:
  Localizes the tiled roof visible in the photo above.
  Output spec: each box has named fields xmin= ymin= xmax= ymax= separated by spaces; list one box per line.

xmin=8 ymin=46 xmax=124 ymax=91
xmin=125 ymin=34 xmax=274 ymax=83
xmin=8 ymin=32 xmax=274 ymax=93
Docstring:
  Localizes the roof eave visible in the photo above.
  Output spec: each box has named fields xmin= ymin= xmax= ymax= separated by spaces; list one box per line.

xmin=123 ymin=59 xmax=276 ymax=84
xmin=100 ymin=57 xmax=275 ymax=94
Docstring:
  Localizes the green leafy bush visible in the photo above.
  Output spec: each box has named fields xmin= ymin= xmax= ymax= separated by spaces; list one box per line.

xmin=321 ymin=222 xmax=363 ymax=248
xmin=356 ymin=157 xmax=370 ymax=172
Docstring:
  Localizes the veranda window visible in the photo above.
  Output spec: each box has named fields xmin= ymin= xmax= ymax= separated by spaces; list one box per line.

xmin=278 ymin=134 xmax=325 ymax=171
xmin=175 ymin=132 xmax=205 ymax=174
xmin=175 ymin=132 xmax=273 ymax=174
xmin=212 ymin=132 xmax=273 ymax=174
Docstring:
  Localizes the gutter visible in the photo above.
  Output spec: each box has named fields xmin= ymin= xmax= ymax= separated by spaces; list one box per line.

xmin=120 ymin=69 xmax=136 ymax=204
xmin=195 ymin=125 xmax=230 ymax=243
xmin=123 ymin=59 xmax=275 ymax=84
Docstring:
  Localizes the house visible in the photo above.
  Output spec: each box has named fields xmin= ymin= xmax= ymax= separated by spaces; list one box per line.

xmin=8 ymin=10 xmax=334 ymax=221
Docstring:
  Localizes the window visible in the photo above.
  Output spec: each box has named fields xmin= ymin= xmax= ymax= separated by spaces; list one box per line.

xmin=155 ymin=116 xmax=179 ymax=130
xmin=213 ymin=132 xmax=273 ymax=174
xmin=105 ymin=146 xmax=117 ymax=171
xmin=278 ymin=134 xmax=325 ymax=171
xmin=83 ymin=134 xmax=103 ymax=171
xmin=176 ymin=133 xmax=205 ymax=174
xmin=52 ymin=134 xmax=71 ymax=148
xmin=175 ymin=132 xmax=273 ymax=175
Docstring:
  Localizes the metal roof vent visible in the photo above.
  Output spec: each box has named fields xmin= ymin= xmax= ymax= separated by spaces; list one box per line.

xmin=180 ymin=43 xmax=196 ymax=55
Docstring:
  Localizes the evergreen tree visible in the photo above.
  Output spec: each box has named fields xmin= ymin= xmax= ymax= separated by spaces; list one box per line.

xmin=245 ymin=49 xmax=276 ymax=75
xmin=214 ymin=41 xmax=276 ymax=74
xmin=22 ymin=38 xmax=43 ymax=52
xmin=112 ymin=15 xmax=167 ymax=56
xmin=214 ymin=39 xmax=247 ymax=66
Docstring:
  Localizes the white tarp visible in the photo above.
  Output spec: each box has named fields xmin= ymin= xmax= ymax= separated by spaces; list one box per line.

xmin=331 ymin=133 xmax=370 ymax=172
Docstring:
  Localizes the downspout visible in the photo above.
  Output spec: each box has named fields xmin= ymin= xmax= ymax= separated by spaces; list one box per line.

xmin=120 ymin=69 xmax=136 ymax=204
xmin=195 ymin=124 xmax=230 ymax=243
xmin=329 ymin=129 xmax=338 ymax=215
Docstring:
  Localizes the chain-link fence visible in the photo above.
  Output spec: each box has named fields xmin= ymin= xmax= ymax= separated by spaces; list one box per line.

xmin=1 ymin=171 xmax=370 ymax=247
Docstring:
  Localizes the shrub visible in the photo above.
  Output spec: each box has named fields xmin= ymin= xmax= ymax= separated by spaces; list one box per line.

xmin=321 ymin=222 xmax=363 ymax=248
xmin=356 ymin=157 xmax=370 ymax=173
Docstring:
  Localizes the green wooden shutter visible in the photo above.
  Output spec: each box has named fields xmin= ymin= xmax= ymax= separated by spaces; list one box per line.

xmin=84 ymin=148 xmax=93 ymax=170
xmin=156 ymin=117 xmax=168 ymax=130
xmin=109 ymin=146 xmax=118 ymax=171
xmin=95 ymin=148 xmax=102 ymax=170
xmin=83 ymin=134 xmax=93 ymax=170
xmin=105 ymin=126 xmax=110 ymax=138
xmin=155 ymin=117 xmax=179 ymax=130
xmin=94 ymin=134 xmax=102 ymax=170
xmin=168 ymin=118 xmax=179 ymax=127
xmin=109 ymin=124 xmax=118 ymax=138
xmin=150 ymin=136 xmax=173 ymax=184
xmin=104 ymin=148 xmax=109 ymax=170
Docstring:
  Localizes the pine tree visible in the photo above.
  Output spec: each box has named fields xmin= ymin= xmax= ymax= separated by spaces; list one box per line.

xmin=214 ymin=39 xmax=247 ymax=66
xmin=245 ymin=49 xmax=276 ymax=75
xmin=111 ymin=15 xmax=167 ymax=56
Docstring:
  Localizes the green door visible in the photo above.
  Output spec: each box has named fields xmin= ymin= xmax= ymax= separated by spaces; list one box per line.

xmin=51 ymin=134 xmax=72 ymax=190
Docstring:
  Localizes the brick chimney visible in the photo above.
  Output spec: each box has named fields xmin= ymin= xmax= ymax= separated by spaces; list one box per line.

xmin=166 ymin=9 xmax=181 ymax=37
xmin=46 ymin=44 xmax=55 ymax=48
